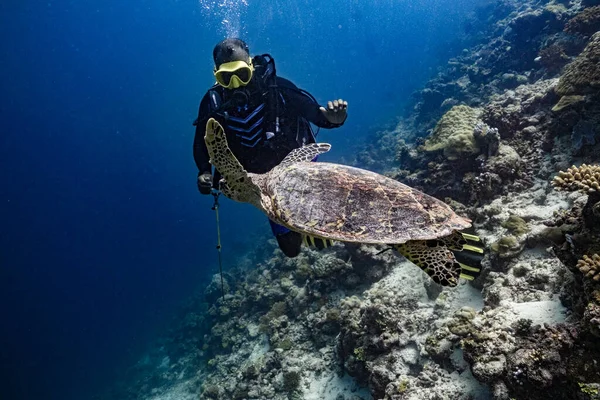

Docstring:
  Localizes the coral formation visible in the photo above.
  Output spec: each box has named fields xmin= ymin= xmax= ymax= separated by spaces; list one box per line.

xmin=490 ymin=235 xmax=523 ymax=258
xmin=538 ymin=44 xmax=570 ymax=71
xmin=473 ymin=121 xmax=500 ymax=157
xmin=564 ymin=6 xmax=600 ymax=36
xmin=422 ymin=105 xmax=482 ymax=160
xmin=281 ymin=371 xmax=301 ymax=392
xmin=553 ymin=164 xmax=600 ymax=193
xmin=551 ymin=94 xmax=585 ymax=112
xmin=555 ymin=32 xmax=600 ymax=97
xmin=502 ymin=215 xmax=529 ymax=236
xmin=577 ymin=254 xmax=600 ymax=282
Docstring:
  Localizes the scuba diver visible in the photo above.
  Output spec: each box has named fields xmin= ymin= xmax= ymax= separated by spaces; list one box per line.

xmin=193 ymin=38 xmax=348 ymax=258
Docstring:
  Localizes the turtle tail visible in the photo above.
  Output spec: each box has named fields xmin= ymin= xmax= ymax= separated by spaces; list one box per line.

xmin=302 ymin=234 xmax=335 ymax=250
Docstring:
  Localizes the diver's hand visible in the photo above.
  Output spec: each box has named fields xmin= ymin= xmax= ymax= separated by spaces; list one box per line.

xmin=197 ymin=172 xmax=213 ymax=195
xmin=320 ymin=99 xmax=348 ymax=125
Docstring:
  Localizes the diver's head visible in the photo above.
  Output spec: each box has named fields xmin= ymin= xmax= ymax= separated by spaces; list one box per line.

xmin=213 ymin=38 xmax=254 ymax=89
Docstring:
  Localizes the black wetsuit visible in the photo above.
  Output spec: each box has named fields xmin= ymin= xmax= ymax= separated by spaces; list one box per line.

xmin=193 ymin=56 xmax=345 ymax=256
xmin=193 ymin=79 xmax=342 ymax=176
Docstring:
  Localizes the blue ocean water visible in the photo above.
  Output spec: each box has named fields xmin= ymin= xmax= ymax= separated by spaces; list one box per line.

xmin=0 ymin=1 xmax=487 ymax=399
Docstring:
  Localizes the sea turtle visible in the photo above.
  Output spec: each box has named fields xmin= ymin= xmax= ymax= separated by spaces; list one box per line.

xmin=204 ymin=118 xmax=483 ymax=287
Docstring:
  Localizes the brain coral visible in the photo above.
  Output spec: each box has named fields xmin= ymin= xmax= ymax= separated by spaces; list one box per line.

xmin=553 ymin=164 xmax=600 ymax=193
xmin=422 ymin=105 xmax=482 ymax=160
xmin=555 ymin=32 xmax=600 ymax=96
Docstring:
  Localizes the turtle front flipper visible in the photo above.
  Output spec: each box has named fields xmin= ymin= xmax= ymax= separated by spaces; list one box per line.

xmin=205 ymin=118 xmax=248 ymax=183
xmin=394 ymin=240 xmax=461 ymax=287
xmin=205 ymin=118 xmax=261 ymax=204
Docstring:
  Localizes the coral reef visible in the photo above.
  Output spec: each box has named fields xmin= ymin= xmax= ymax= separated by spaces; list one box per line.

xmin=103 ymin=1 xmax=600 ymax=400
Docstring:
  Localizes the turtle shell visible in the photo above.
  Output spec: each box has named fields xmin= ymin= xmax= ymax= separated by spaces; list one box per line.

xmin=265 ymin=162 xmax=471 ymax=244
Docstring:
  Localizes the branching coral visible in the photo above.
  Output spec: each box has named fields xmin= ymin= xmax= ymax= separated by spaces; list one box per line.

xmin=553 ymin=164 xmax=600 ymax=193
xmin=564 ymin=6 xmax=600 ymax=36
xmin=577 ymin=254 xmax=600 ymax=281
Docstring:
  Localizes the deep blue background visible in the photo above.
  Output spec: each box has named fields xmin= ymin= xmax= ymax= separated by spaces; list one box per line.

xmin=0 ymin=1 xmax=486 ymax=399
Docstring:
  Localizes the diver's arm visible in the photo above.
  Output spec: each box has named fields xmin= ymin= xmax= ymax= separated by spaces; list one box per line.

xmin=193 ymin=124 xmax=211 ymax=174
xmin=193 ymin=95 xmax=213 ymax=174
xmin=277 ymin=77 xmax=346 ymax=128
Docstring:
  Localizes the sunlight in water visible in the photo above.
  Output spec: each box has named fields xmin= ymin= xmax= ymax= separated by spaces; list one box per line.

xmin=198 ymin=0 xmax=249 ymax=37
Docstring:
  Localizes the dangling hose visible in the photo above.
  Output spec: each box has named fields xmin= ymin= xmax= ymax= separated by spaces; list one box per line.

xmin=211 ymin=190 xmax=225 ymax=302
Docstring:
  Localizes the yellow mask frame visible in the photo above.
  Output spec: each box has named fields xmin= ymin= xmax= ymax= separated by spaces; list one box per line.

xmin=214 ymin=60 xmax=254 ymax=89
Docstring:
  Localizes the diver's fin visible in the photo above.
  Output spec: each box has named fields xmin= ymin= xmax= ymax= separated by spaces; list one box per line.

xmin=439 ymin=231 xmax=482 ymax=251
xmin=460 ymin=273 xmax=475 ymax=281
xmin=302 ymin=234 xmax=335 ymax=250
xmin=278 ymin=143 xmax=331 ymax=168
xmin=463 ymin=244 xmax=484 ymax=254
xmin=454 ymin=251 xmax=482 ymax=280
xmin=394 ymin=240 xmax=461 ymax=287
xmin=440 ymin=231 xmax=484 ymax=280
xmin=461 ymin=232 xmax=481 ymax=242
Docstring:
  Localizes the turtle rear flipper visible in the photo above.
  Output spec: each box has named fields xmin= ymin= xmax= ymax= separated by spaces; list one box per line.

xmin=394 ymin=240 xmax=461 ymax=287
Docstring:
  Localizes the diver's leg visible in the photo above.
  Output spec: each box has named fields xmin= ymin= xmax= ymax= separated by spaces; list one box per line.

xmin=276 ymin=231 xmax=303 ymax=258
xmin=269 ymin=220 xmax=302 ymax=258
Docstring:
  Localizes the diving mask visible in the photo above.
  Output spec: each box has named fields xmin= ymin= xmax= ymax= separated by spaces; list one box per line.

xmin=214 ymin=60 xmax=254 ymax=89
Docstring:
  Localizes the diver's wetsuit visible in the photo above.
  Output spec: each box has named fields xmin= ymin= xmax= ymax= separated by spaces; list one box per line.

xmin=193 ymin=58 xmax=345 ymax=257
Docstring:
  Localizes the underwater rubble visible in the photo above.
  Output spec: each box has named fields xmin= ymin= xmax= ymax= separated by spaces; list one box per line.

xmin=106 ymin=1 xmax=600 ymax=399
